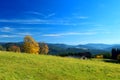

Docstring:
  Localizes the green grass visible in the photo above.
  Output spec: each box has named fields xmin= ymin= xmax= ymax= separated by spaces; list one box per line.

xmin=0 ymin=51 xmax=120 ymax=80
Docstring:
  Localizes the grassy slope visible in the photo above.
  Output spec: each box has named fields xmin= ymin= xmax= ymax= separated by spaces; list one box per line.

xmin=0 ymin=52 xmax=120 ymax=80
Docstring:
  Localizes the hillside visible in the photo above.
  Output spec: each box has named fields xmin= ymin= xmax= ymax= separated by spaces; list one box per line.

xmin=0 ymin=52 xmax=120 ymax=80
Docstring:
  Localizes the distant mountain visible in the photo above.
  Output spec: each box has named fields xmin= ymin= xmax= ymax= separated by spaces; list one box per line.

xmin=47 ymin=43 xmax=120 ymax=54
xmin=77 ymin=44 xmax=120 ymax=51
xmin=105 ymin=44 xmax=120 ymax=51
xmin=76 ymin=44 xmax=95 ymax=50
xmin=47 ymin=43 xmax=110 ymax=55
xmin=1 ymin=42 xmax=120 ymax=55
xmin=82 ymin=44 xmax=112 ymax=50
xmin=47 ymin=43 xmax=74 ymax=49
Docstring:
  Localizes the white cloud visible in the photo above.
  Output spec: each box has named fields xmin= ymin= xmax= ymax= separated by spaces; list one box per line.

xmin=44 ymin=13 xmax=56 ymax=18
xmin=26 ymin=11 xmax=55 ymax=18
xmin=42 ymin=32 xmax=96 ymax=37
xmin=0 ymin=35 xmax=19 ymax=38
xmin=76 ymin=16 xmax=88 ymax=19
xmin=0 ymin=27 xmax=14 ymax=32
xmin=72 ymin=13 xmax=88 ymax=19
xmin=26 ymin=11 xmax=44 ymax=16
xmin=88 ymin=27 xmax=110 ymax=32
xmin=0 ymin=19 xmax=46 ymax=24
xmin=93 ymin=24 xmax=104 ymax=27
xmin=0 ymin=32 xmax=33 ymax=38
xmin=0 ymin=19 xmax=45 ymax=23
xmin=0 ymin=18 xmax=96 ymax=26
xmin=43 ymin=34 xmax=61 ymax=37
xmin=17 ymin=28 xmax=34 ymax=30
xmin=0 ymin=26 xmax=33 ymax=38
xmin=16 ymin=32 xmax=32 ymax=36
xmin=0 ymin=19 xmax=77 ymax=25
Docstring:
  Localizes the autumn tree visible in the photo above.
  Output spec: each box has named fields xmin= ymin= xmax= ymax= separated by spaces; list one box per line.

xmin=39 ymin=42 xmax=49 ymax=54
xmin=8 ymin=45 xmax=20 ymax=53
xmin=23 ymin=35 xmax=39 ymax=54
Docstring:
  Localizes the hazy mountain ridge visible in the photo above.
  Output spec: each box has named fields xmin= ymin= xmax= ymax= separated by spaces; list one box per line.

xmin=47 ymin=43 xmax=120 ymax=50
xmin=47 ymin=43 xmax=112 ymax=54
xmin=1 ymin=42 xmax=120 ymax=54
xmin=47 ymin=43 xmax=120 ymax=54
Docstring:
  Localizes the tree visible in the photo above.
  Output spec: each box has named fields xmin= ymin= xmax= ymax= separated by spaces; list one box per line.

xmin=23 ymin=35 xmax=39 ymax=54
xmin=117 ymin=54 xmax=120 ymax=61
xmin=39 ymin=42 xmax=49 ymax=54
xmin=8 ymin=45 xmax=20 ymax=53
xmin=95 ymin=52 xmax=111 ymax=59
xmin=96 ymin=55 xmax=103 ymax=59
xmin=111 ymin=48 xmax=117 ymax=59
xmin=0 ymin=45 xmax=6 ymax=51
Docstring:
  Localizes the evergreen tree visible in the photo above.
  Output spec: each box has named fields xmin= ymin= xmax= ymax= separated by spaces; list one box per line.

xmin=111 ymin=48 xmax=118 ymax=59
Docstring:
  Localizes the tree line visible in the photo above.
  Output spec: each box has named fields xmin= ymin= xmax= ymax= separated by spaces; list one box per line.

xmin=58 ymin=52 xmax=92 ymax=58
xmin=0 ymin=35 xmax=49 ymax=54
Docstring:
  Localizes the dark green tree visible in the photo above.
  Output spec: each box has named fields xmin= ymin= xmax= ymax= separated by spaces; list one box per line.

xmin=111 ymin=48 xmax=120 ymax=59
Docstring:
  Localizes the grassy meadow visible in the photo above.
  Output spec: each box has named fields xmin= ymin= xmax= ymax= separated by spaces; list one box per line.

xmin=0 ymin=51 xmax=120 ymax=80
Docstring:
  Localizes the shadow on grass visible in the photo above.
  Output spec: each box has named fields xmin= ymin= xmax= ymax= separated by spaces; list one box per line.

xmin=103 ymin=59 xmax=120 ymax=64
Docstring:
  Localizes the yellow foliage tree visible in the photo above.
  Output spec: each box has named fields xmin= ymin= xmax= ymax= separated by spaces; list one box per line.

xmin=23 ymin=35 xmax=39 ymax=54
xmin=96 ymin=55 xmax=103 ymax=59
xmin=39 ymin=42 xmax=49 ymax=54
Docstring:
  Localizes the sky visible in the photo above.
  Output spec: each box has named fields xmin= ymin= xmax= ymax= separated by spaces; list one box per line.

xmin=0 ymin=0 xmax=120 ymax=45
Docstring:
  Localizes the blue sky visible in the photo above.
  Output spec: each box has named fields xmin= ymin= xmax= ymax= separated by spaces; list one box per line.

xmin=0 ymin=0 xmax=120 ymax=44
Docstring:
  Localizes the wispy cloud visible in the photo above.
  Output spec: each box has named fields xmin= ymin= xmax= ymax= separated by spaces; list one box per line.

xmin=26 ymin=11 xmax=55 ymax=18
xmin=0 ymin=19 xmax=45 ymax=23
xmin=0 ymin=26 xmax=34 ymax=38
xmin=0 ymin=27 xmax=14 ymax=32
xmin=16 ymin=32 xmax=32 ymax=36
xmin=76 ymin=16 xmax=88 ymax=19
xmin=0 ymin=19 xmax=77 ymax=25
xmin=0 ymin=32 xmax=32 ymax=38
xmin=87 ymin=27 xmax=111 ymax=34
xmin=16 ymin=28 xmax=34 ymax=30
xmin=72 ymin=13 xmax=88 ymax=19
xmin=0 ymin=35 xmax=19 ymax=38
xmin=44 ymin=13 xmax=55 ymax=18
xmin=43 ymin=33 xmax=62 ymax=37
xmin=42 ymin=32 xmax=96 ymax=37
xmin=0 ymin=19 xmax=93 ymax=26
xmin=26 ymin=11 xmax=44 ymax=16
